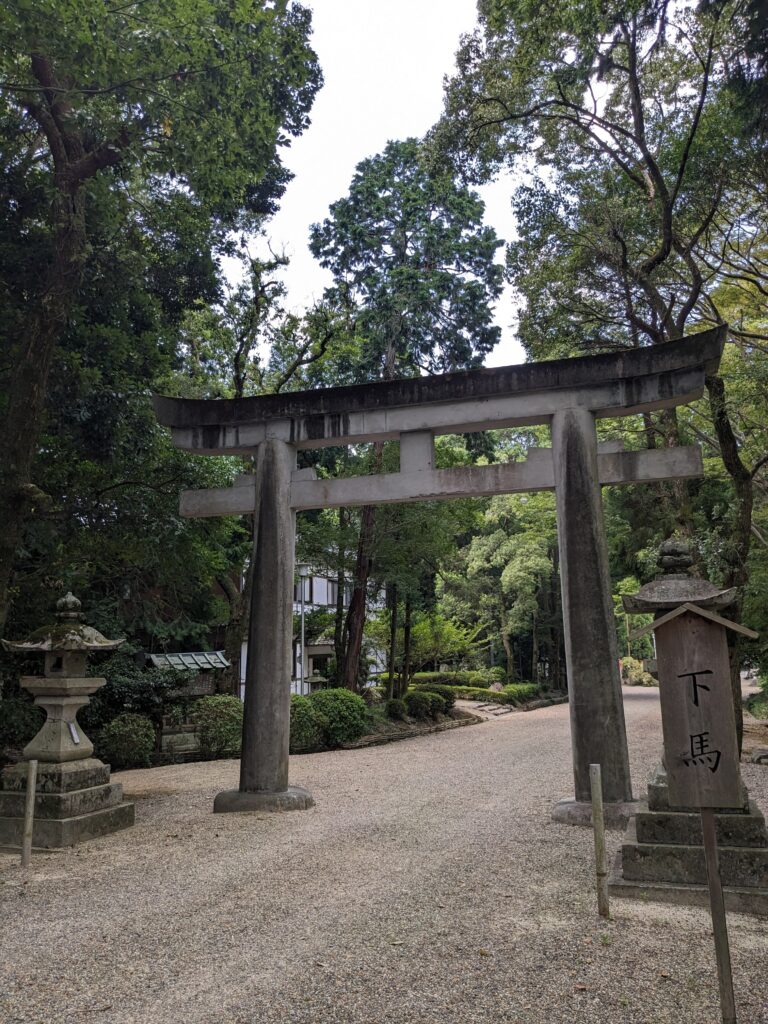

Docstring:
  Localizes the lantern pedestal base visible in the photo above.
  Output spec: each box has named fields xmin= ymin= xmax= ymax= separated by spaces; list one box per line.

xmin=0 ymin=758 xmax=134 ymax=851
xmin=609 ymin=767 xmax=768 ymax=916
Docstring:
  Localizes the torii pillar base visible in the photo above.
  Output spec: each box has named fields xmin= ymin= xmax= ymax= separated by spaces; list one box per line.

xmin=214 ymin=786 xmax=314 ymax=814
xmin=551 ymin=797 xmax=638 ymax=830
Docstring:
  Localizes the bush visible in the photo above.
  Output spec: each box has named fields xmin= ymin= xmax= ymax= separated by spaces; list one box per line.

xmin=290 ymin=695 xmax=328 ymax=753
xmin=621 ymin=656 xmax=656 ymax=687
xmin=487 ymin=666 xmax=507 ymax=683
xmin=405 ymin=690 xmax=434 ymax=720
xmin=98 ymin=713 xmax=155 ymax=769
xmin=424 ymin=692 xmax=447 ymax=716
xmin=80 ymin=653 xmax=193 ymax=735
xmin=190 ymin=695 xmax=243 ymax=759
xmin=503 ymin=683 xmax=540 ymax=705
xmin=411 ymin=683 xmax=456 ymax=710
xmin=385 ymin=697 xmax=407 ymax=720
xmin=0 ymin=698 xmax=44 ymax=757
xmin=309 ymin=688 xmax=368 ymax=746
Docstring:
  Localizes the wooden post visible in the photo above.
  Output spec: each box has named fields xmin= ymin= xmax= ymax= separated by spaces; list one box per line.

xmin=701 ymin=807 xmax=737 ymax=1024
xmin=20 ymin=759 xmax=37 ymax=868
xmin=589 ymin=763 xmax=610 ymax=918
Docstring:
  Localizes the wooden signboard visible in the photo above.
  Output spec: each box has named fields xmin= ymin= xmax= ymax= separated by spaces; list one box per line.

xmin=654 ymin=610 xmax=742 ymax=809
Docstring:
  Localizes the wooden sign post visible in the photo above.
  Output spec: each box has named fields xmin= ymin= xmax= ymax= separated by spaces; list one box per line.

xmin=631 ymin=601 xmax=758 ymax=1024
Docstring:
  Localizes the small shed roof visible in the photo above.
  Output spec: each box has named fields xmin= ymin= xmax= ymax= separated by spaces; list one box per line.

xmin=149 ymin=651 xmax=230 ymax=671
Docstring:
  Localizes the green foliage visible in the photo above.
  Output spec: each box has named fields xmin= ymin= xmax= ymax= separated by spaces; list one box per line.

xmin=503 ymin=684 xmax=540 ymax=705
xmin=310 ymin=137 xmax=503 ymax=378
xmin=190 ymin=695 xmax=243 ymax=759
xmin=97 ymin=713 xmax=155 ymax=770
xmin=410 ymin=683 xmax=456 ymax=710
xmin=620 ymin=657 xmax=657 ymax=688
xmin=431 ymin=683 xmax=540 ymax=706
xmin=308 ymin=688 xmax=368 ymax=747
xmin=80 ymin=654 xmax=192 ymax=735
xmin=0 ymin=697 xmax=44 ymax=757
xmin=404 ymin=690 xmax=435 ymax=720
xmin=381 ymin=670 xmax=494 ymax=688
xmin=385 ymin=698 xmax=407 ymax=721
xmin=289 ymin=695 xmax=328 ymax=753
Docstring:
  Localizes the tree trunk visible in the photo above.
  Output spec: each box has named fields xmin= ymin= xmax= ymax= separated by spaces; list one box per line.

xmin=398 ymin=595 xmax=412 ymax=699
xmin=342 ymin=503 xmax=376 ymax=690
xmin=531 ymin=610 xmax=539 ymax=685
xmin=707 ymin=373 xmax=754 ymax=753
xmin=333 ymin=508 xmax=348 ymax=684
xmin=386 ymin=583 xmax=398 ymax=701
xmin=501 ymin=630 xmax=514 ymax=681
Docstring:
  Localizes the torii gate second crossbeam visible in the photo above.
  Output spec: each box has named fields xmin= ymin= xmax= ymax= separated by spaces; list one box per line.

xmin=153 ymin=325 xmax=725 ymax=825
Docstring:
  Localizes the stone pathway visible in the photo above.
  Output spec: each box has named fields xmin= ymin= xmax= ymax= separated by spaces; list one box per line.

xmin=1 ymin=688 xmax=767 ymax=1024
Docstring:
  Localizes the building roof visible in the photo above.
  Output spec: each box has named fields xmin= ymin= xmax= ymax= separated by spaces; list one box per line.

xmin=149 ymin=651 xmax=230 ymax=671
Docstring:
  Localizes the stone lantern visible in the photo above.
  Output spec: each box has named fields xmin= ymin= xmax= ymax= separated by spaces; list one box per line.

xmin=610 ymin=540 xmax=768 ymax=914
xmin=0 ymin=593 xmax=135 ymax=848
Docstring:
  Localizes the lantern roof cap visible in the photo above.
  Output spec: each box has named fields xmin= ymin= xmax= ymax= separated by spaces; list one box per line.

xmin=1 ymin=593 xmax=124 ymax=653
xmin=622 ymin=538 xmax=738 ymax=613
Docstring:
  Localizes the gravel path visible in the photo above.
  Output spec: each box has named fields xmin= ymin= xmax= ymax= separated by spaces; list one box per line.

xmin=2 ymin=688 xmax=767 ymax=1024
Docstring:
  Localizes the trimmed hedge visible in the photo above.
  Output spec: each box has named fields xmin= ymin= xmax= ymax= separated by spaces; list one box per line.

xmin=309 ymin=688 xmax=368 ymax=746
xmin=405 ymin=690 xmax=434 ymax=720
xmin=98 ymin=713 xmax=155 ymax=769
xmin=385 ymin=697 xmax=407 ymax=720
xmin=428 ymin=683 xmax=540 ymax=706
xmin=410 ymin=683 xmax=456 ymax=710
xmin=290 ymin=695 xmax=328 ymax=753
xmin=191 ymin=694 xmax=243 ymax=759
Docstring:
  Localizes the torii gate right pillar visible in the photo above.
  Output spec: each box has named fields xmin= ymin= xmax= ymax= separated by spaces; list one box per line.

xmin=551 ymin=406 xmax=634 ymax=822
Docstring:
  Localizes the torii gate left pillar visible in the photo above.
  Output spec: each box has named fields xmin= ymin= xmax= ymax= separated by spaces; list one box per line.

xmin=154 ymin=326 xmax=726 ymax=821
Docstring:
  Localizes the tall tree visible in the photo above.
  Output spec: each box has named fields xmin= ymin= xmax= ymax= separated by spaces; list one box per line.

xmin=309 ymin=137 xmax=503 ymax=687
xmin=433 ymin=0 xmax=767 ymax=733
xmin=0 ymin=0 xmax=321 ymax=630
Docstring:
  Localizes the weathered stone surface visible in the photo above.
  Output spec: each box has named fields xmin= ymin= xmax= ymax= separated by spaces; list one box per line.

xmin=620 ymin=824 xmax=768 ymax=887
xmin=752 ymin=747 xmax=768 ymax=765
xmin=635 ymin=800 xmax=767 ymax=848
xmin=1 ymin=758 xmax=110 ymax=793
xmin=609 ymin=852 xmax=768 ymax=916
xmin=551 ymin=797 xmax=638 ymax=830
xmin=213 ymin=786 xmax=314 ymax=814
xmin=0 ymin=801 xmax=134 ymax=849
xmin=153 ymin=326 xmax=726 ymax=452
xmin=647 ymin=765 xmax=748 ymax=813
xmin=552 ymin=406 xmax=633 ymax=804
xmin=0 ymin=781 xmax=124 ymax=820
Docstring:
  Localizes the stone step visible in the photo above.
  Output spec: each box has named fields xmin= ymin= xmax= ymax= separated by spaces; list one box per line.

xmin=635 ymin=800 xmax=768 ymax=848
xmin=1 ymin=757 xmax=110 ymax=794
xmin=0 ymin=801 xmax=135 ymax=850
xmin=0 ymin=782 xmax=125 ymax=821
xmin=620 ymin=819 xmax=768 ymax=888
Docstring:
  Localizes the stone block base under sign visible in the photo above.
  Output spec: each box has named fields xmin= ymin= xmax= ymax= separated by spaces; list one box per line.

xmin=0 ymin=758 xmax=134 ymax=851
xmin=609 ymin=767 xmax=768 ymax=916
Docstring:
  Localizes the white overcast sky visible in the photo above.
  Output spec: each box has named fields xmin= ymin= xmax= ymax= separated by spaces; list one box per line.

xmin=254 ymin=0 xmax=524 ymax=366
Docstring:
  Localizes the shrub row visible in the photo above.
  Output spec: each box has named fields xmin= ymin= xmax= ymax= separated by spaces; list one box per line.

xmin=422 ymin=682 xmax=540 ymax=706
xmin=378 ymin=668 xmax=507 ymax=689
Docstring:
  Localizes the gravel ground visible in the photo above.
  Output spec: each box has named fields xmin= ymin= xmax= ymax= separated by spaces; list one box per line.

xmin=1 ymin=687 xmax=767 ymax=1024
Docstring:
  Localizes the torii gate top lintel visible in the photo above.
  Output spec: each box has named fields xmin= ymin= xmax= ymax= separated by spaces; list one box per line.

xmin=153 ymin=325 xmax=725 ymax=454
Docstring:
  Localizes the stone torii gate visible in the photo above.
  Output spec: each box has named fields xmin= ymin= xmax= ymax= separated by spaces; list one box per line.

xmin=153 ymin=325 xmax=725 ymax=823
